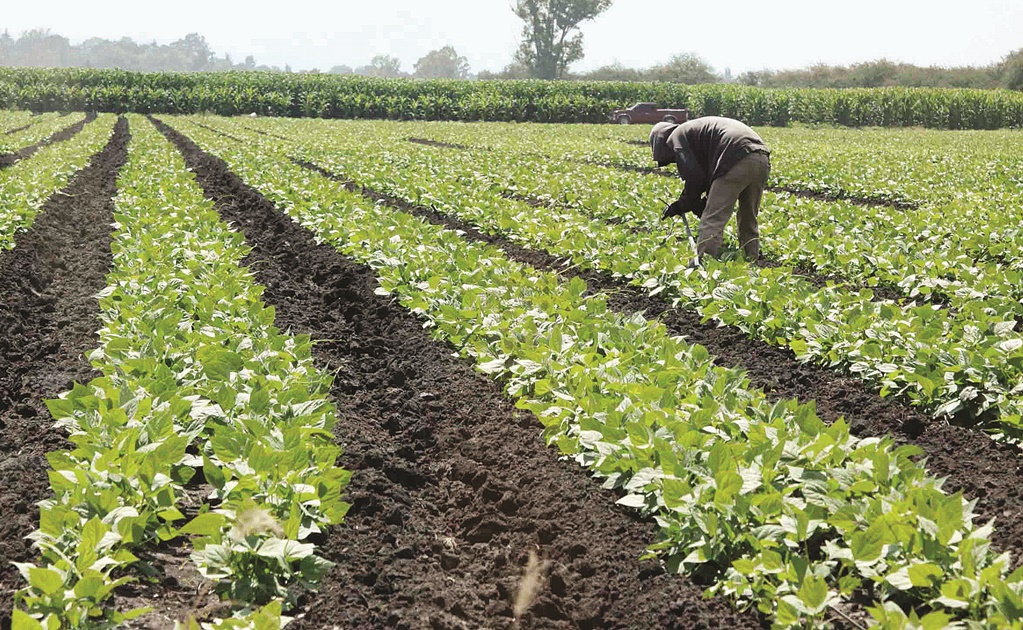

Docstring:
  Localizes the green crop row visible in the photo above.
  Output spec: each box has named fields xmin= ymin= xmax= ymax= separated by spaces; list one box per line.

xmin=0 ymin=114 xmax=115 ymax=252
xmin=209 ymin=116 xmax=1023 ymax=440
xmin=0 ymin=110 xmax=52 ymax=145
xmin=388 ymin=119 xmax=1022 ymax=240
xmin=575 ymin=127 xmax=1023 ymax=220
xmin=12 ymin=116 xmax=347 ymax=630
xmin=347 ymin=121 xmax=1023 ymax=317
xmin=0 ymin=108 xmax=34 ymax=133
xmin=167 ymin=115 xmax=1023 ymax=628
xmin=2 ymin=68 xmax=1023 ymax=128
xmin=0 ymin=112 xmax=79 ymax=154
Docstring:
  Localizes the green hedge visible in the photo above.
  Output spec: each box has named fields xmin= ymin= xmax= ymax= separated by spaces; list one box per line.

xmin=2 ymin=67 xmax=1022 ymax=129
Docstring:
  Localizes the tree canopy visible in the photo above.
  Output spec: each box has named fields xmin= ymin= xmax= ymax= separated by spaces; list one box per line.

xmin=0 ymin=29 xmax=244 ymax=72
xmin=1003 ymin=48 xmax=1023 ymax=91
xmin=414 ymin=46 xmax=470 ymax=79
xmin=512 ymin=0 xmax=614 ymax=80
xmin=357 ymin=55 xmax=404 ymax=78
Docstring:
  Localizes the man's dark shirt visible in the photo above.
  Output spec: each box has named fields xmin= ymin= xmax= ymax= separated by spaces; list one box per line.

xmin=659 ymin=117 xmax=770 ymax=201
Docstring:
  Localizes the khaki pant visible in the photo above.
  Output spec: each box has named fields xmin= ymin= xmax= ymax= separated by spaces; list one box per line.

xmin=697 ymin=152 xmax=770 ymax=260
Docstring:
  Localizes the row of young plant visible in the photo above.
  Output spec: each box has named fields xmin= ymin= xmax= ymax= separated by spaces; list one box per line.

xmin=0 ymin=108 xmax=36 ymax=135
xmin=742 ymin=126 xmax=1023 ymax=210
xmin=0 ymin=114 xmax=116 ymax=252
xmin=377 ymin=124 xmax=1023 ymax=317
xmin=390 ymin=119 xmax=1023 ymax=272
xmin=167 ymin=116 xmax=1023 ymax=628
xmin=0 ymin=112 xmax=85 ymax=155
xmin=212 ymin=116 xmax=1023 ymax=440
xmin=579 ymin=127 xmax=1023 ymax=248
xmin=396 ymin=120 xmax=1023 ymax=211
xmin=12 ymin=116 xmax=348 ymax=629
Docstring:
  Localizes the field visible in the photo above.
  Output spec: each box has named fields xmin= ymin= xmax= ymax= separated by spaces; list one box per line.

xmin=1 ymin=109 xmax=1022 ymax=629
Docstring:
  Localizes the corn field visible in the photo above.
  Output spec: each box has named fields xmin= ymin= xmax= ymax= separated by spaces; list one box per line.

xmin=1 ymin=67 xmax=1022 ymax=128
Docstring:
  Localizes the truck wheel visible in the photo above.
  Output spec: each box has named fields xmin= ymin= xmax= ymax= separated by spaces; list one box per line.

xmin=617 ymin=115 xmax=631 ymax=125
xmin=662 ymin=115 xmax=677 ymax=123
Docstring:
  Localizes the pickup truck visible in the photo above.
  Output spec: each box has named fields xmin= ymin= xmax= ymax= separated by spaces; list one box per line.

xmin=610 ymin=103 xmax=689 ymax=125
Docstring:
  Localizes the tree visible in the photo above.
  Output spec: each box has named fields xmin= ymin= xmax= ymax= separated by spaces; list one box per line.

xmin=358 ymin=54 xmax=403 ymax=78
xmin=0 ymin=30 xmax=14 ymax=65
xmin=647 ymin=53 xmax=718 ymax=84
xmin=477 ymin=61 xmax=531 ymax=80
xmin=414 ymin=46 xmax=470 ymax=79
xmin=329 ymin=64 xmax=353 ymax=75
xmin=8 ymin=29 xmax=72 ymax=68
xmin=847 ymin=59 xmax=899 ymax=87
xmin=512 ymin=0 xmax=614 ymax=80
xmin=175 ymin=33 xmax=215 ymax=71
xmin=575 ymin=61 xmax=644 ymax=82
xmin=1003 ymin=48 xmax=1023 ymax=91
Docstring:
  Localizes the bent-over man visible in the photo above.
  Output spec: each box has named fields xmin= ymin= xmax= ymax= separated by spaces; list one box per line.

xmin=649 ymin=116 xmax=770 ymax=261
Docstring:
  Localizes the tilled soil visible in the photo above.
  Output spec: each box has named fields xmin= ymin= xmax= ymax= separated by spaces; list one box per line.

xmin=155 ymin=120 xmax=766 ymax=629
xmin=0 ymin=117 xmax=128 ymax=626
xmin=297 ymin=166 xmax=1023 ymax=560
xmin=0 ymin=113 xmax=97 ymax=169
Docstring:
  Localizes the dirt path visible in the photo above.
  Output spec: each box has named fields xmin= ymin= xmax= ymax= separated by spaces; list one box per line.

xmin=293 ymin=162 xmax=1023 ymax=561
xmin=155 ymin=120 xmax=766 ymax=629
xmin=0 ymin=113 xmax=98 ymax=169
xmin=0 ymin=117 xmax=129 ymax=626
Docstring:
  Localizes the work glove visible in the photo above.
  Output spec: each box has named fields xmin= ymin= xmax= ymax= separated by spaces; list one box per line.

xmin=661 ymin=197 xmax=706 ymax=219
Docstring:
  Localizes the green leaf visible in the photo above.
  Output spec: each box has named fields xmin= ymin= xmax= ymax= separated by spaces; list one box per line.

xmin=256 ymin=538 xmax=316 ymax=561
xmin=908 ymin=562 xmax=943 ymax=588
xmin=203 ymin=457 xmax=227 ymax=490
xmin=196 ymin=347 xmax=245 ymax=381
xmin=797 ymin=575 xmax=829 ymax=614
xmin=158 ymin=507 xmax=186 ymax=523
xmin=774 ymin=597 xmax=801 ymax=625
xmin=919 ymin=610 xmax=954 ymax=630
xmin=850 ymin=522 xmax=885 ymax=563
xmin=180 ymin=512 xmax=227 ymax=537
xmin=713 ymin=470 xmax=743 ymax=506
xmin=11 ymin=610 xmax=45 ymax=630
xmin=73 ymin=575 xmax=107 ymax=600
xmin=27 ymin=567 xmax=64 ymax=596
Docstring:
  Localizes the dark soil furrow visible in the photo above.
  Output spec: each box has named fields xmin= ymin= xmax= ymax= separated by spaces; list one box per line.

xmin=291 ymin=159 xmax=1023 ymax=560
xmin=0 ymin=113 xmax=98 ymax=170
xmin=0 ymin=117 xmax=129 ymax=626
xmin=240 ymin=125 xmax=289 ymax=141
xmin=3 ymin=124 xmax=33 ymax=136
xmin=408 ymin=137 xmax=469 ymax=150
xmin=155 ymin=119 xmax=765 ymax=629
xmin=772 ymin=185 xmax=917 ymax=210
xmin=193 ymin=121 xmax=244 ymax=143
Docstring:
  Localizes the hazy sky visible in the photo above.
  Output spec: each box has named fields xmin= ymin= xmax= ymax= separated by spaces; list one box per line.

xmin=4 ymin=0 xmax=1022 ymax=74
